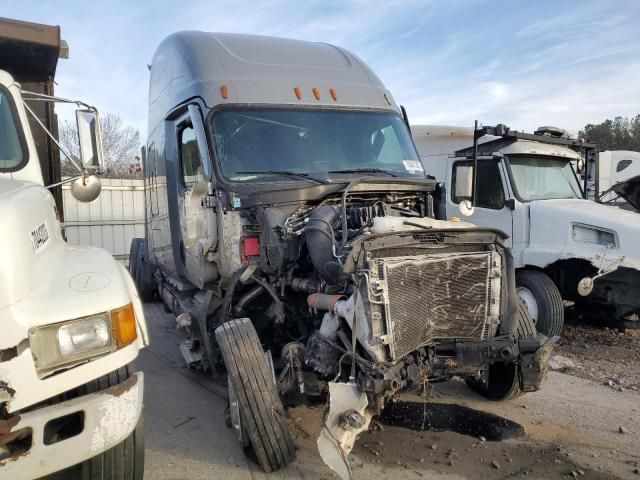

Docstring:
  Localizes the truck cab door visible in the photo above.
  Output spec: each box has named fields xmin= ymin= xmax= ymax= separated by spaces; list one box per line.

xmin=174 ymin=105 xmax=218 ymax=288
xmin=447 ymin=158 xmax=514 ymax=248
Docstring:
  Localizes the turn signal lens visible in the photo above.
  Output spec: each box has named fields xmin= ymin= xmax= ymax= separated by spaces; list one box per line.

xmin=112 ymin=304 xmax=137 ymax=348
xmin=220 ymin=84 xmax=229 ymax=99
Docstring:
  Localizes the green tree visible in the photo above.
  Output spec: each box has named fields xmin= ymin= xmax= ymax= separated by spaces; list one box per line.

xmin=580 ymin=115 xmax=640 ymax=151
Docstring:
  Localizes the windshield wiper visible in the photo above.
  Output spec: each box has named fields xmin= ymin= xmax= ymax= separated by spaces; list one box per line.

xmin=327 ymin=168 xmax=399 ymax=177
xmin=235 ymin=170 xmax=329 ymax=184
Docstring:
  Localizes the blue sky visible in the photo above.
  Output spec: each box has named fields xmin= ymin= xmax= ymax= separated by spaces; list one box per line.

xmin=4 ymin=0 xmax=640 ymax=136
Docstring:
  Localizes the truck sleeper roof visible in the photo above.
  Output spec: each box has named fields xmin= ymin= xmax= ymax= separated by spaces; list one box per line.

xmin=148 ymin=31 xmax=399 ymax=131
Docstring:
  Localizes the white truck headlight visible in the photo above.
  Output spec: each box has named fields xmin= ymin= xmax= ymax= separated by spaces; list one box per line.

xmin=57 ymin=316 xmax=111 ymax=357
xmin=572 ymin=223 xmax=617 ymax=247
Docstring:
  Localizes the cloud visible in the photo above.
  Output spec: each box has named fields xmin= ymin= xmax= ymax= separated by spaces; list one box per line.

xmin=3 ymin=0 xmax=639 ymax=139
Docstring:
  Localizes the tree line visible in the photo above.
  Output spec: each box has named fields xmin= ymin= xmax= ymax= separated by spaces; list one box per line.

xmin=580 ymin=114 xmax=640 ymax=152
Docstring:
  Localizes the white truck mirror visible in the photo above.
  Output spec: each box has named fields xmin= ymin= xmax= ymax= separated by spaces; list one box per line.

xmin=76 ymin=109 xmax=105 ymax=171
xmin=455 ymin=166 xmax=475 ymax=216
xmin=455 ymin=165 xmax=474 ymax=199
xmin=71 ymin=174 xmax=102 ymax=203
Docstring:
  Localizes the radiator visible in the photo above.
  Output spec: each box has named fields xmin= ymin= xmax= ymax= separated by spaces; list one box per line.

xmin=370 ymin=251 xmax=502 ymax=360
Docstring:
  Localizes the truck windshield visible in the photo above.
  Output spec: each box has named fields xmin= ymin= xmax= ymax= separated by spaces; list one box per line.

xmin=0 ymin=88 xmax=25 ymax=171
xmin=508 ymin=155 xmax=582 ymax=201
xmin=210 ymin=108 xmax=423 ymax=182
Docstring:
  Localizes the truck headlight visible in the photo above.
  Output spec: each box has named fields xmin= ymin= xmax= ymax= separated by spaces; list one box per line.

xmin=29 ymin=304 xmax=137 ymax=377
xmin=572 ymin=223 xmax=617 ymax=247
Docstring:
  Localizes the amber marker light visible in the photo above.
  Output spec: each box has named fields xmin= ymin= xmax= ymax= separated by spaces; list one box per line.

xmin=294 ymin=86 xmax=303 ymax=100
xmin=112 ymin=303 xmax=138 ymax=348
xmin=220 ymin=85 xmax=229 ymax=99
xmin=330 ymin=88 xmax=338 ymax=101
xmin=312 ymin=88 xmax=321 ymax=100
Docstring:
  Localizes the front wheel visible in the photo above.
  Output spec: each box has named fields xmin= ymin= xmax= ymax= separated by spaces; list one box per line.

xmin=215 ymin=318 xmax=296 ymax=473
xmin=516 ymin=270 xmax=564 ymax=337
xmin=466 ymin=302 xmax=536 ymax=401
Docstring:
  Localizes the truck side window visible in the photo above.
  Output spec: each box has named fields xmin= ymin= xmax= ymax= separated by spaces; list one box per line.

xmin=179 ymin=125 xmax=204 ymax=190
xmin=616 ymin=159 xmax=632 ymax=173
xmin=452 ymin=160 xmax=505 ymax=210
xmin=0 ymin=88 xmax=25 ymax=171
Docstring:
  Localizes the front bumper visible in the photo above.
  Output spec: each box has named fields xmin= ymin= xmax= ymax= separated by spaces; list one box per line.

xmin=427 ymin=333 xmax=556 ymax=389
xmin=0 ymin=372 xmax=143 ymax=479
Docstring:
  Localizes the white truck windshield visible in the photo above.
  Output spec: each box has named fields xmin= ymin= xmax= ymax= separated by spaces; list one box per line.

xmin=0 ymin=88 xmax=25 ymax=171
xmin=509 ymin=155 xmax=582 ymax=201
xmin=210 ymin=108 xmax=423 ymax=182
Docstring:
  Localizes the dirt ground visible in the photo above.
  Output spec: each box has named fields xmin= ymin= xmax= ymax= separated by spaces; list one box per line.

xmin=143 ymin=302 xmax=640 ymax=480
xmin=555 ymin=317 xmax=640 ymax=391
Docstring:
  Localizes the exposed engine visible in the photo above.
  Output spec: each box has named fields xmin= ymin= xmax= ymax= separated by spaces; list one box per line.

xmin=224 ymin=190 xmax=505 ymax=406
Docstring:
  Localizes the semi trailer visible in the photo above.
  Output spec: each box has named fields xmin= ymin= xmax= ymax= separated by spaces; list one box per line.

xmin=132 ymin=32 xmax=553 ymax=479
xmin=415 ymin=124 xmax=640 ymax=334
xmin=0 ymin=17 xmax=147 ymax=479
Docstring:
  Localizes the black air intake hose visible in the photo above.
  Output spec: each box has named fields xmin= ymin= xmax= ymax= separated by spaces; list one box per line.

xmin=305 ymin=205 xmax=343 ymax=285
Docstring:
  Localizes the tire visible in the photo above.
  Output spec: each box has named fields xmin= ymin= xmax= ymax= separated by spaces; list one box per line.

xmin=130 ymin=238 xmax=156 ymax=302
xmin=466 ymin=302 xmax=536 ymax=401
xmin=516 ymin=270 xmax=564 ymax=337
xmin=215 ymin=318 xmax=296 ymax=472
xmin=128 ymin=239 xmax=142 ymax=281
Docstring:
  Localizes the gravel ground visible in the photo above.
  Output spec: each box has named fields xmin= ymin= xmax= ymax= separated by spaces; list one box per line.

xmin=554 ymin=318 xmax=640 ymax=391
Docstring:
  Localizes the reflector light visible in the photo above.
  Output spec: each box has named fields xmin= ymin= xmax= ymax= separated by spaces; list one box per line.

xmin=241 ymin=237 xmax=260 ymax=266
xmin=312 ymin=88 xmax=321 ymax=100
xmin=294 ymin=87 xmax=303 ymax=100
xmin=112 ymin=304 xmax=138 ymax=348
xmin=330 ymin=89 xmax=338 ymax=101
xmin=220 ymin=85 xmax=229 ymax=99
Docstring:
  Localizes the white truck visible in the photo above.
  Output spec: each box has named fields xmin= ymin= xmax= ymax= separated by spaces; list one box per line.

xmin=414 ymin=124 xmax=640 ymax=335
xmin=588 ymin=150 xmax=640 ymax=211
xmin=1 ymin=18 xmax=147 ymax=479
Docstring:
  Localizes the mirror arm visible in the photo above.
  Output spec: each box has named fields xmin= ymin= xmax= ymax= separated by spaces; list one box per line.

xmin=22 ymin=99 xmax=85 ymax=175
xmin=45 ymin=175 xmax=84 ymax=189
xmin=472 ymin=120 xmax=479 ymax=207
xmin=22 ymin=90 xmax=94 ymax=111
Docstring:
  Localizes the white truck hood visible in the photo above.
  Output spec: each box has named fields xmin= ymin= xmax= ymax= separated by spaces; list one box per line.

xmin=0 ymin=178 xmax=145 ymax=346
xmin=527 ymin=198 xmax=640 ymax=270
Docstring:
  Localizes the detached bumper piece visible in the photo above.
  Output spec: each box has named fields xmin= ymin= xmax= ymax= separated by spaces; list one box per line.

xmin=0 ymin=371 xmax=143 ymax=480
xmin=427 ymin=333 xmax=556 ymax=388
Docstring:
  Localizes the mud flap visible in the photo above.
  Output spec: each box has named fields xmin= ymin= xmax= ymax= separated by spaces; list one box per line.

xmin=519 ymin=335 xmax=557 ymax=392
xmin=317 ymin=382 xmax=372 ymax=480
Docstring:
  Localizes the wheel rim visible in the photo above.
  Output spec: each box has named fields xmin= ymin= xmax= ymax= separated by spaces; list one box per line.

xmin=517 ymin=287 xmax=539 ymax=324
xmin=228 ymin=378 xmax=250 ymax=448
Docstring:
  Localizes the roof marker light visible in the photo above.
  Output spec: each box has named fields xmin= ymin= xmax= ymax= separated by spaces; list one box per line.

xmin=312 ymin=88 xmax=321 ymax=100
xmin=294 ymin=86 xmax=303 ymax=100
xmin=330 ymin=89 xmax=338 ymax=101
xmin=220 ymin=85 xmax=229 ymax=99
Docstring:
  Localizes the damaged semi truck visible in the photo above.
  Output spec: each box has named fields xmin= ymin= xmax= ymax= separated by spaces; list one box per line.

xmin=133 ymin=32 xmax=553 ymax=478
xmin=1 ymin=18 xmax=147 ymax=479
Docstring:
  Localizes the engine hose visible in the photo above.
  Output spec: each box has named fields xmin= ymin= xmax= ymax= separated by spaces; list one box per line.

xmin=250 ymin=275 xmax=285 ymax=324
xmin=233 ymin=284 xmax=265 ymax=315
xmin=306 ymin=205 xmax=344 ymax=285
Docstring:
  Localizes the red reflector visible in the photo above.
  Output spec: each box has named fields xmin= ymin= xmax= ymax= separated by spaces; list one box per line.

xmin=241 ymin=236 xmax=260 ymax=256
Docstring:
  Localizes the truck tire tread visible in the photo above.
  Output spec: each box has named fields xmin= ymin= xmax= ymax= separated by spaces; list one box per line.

xmin=516 ymin=270 xmax=564 ymax=337
xmin=215 ymin=318 xmax=295 ymax=473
